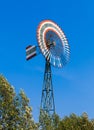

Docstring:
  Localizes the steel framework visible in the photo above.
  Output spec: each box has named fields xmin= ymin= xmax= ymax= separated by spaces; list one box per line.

xmin=40 ymin=60 xmax=55 ymax=115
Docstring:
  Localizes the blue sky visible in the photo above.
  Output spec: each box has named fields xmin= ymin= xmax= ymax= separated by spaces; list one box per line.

xmin=0 ymin=0 xmax=94 ymax=121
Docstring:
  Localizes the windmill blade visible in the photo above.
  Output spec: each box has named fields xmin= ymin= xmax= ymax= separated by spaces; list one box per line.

xmin=26 ymin=45 xmax=37 ymax=60
xmin=37 ymin=20 xmax=70 ymax=68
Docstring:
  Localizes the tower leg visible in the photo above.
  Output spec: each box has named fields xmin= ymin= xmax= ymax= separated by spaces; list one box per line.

xmin=40 ymin=60 xmax=55 ymax=116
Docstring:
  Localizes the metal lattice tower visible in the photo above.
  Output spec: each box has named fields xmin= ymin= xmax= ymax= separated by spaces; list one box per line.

xmin=40 ymin=60 xmax=55 ymax=115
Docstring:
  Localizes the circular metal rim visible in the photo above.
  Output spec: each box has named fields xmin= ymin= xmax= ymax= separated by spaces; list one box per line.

xmin=37 ymin=20 xmax=70 ymax=68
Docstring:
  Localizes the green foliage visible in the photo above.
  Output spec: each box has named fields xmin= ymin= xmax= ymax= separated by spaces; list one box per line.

xmin=39 ymin=110 xmax=53 ymax=130
xmin=39 ymin=111 xmax=94 ymax=130
xmin=39 ymin=110 xmax=60 ymax=130
xmin=58 ymin=113 xmax=94 ymax=130
xmin=0 ymin=75 xmax=37 ymax=130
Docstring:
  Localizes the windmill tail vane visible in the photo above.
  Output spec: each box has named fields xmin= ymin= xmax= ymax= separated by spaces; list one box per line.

xmin=26 ymin=45 xmax=36 ymax=60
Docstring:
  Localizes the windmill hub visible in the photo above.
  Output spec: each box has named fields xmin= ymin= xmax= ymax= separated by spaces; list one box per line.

xmin=46 ymin=40 xmax=56 ymax=49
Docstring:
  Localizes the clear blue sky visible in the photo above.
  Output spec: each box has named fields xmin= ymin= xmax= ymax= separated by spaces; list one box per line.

xmin=0 ymin=0 xmax=94 ymax=121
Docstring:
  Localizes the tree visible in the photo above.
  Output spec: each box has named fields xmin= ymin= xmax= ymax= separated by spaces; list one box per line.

xmin=39 ymin=110 xmax=60 ymax=130
xmin=39 ymin=111 xmax=94 ymax=130
xmin=39 ymin=110 xmax=53 ymax=130
xmin=0 ymin=75 xmax=37 ymax=130
xmin=58 ymin=113 xmax=94 ymax=130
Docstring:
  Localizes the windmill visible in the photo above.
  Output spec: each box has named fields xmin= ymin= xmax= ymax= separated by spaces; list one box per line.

xmin=26 ymin=20 xmax=70 ymax=117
